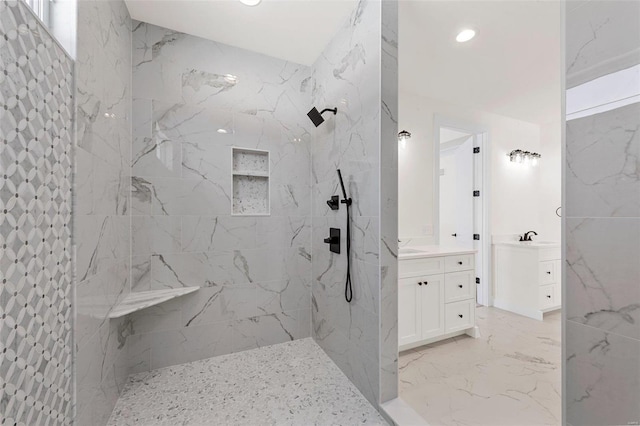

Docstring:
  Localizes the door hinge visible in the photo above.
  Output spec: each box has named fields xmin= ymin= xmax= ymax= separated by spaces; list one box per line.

xmin=473 ymin=147 xmax=480 ymax=154
xmin=476 ymin=277 xmax=480 ymax=284
xmin=473 ymin=234 xmax=480 ymax=240
xmin=473 ymin=190 xmax=480 ymax=197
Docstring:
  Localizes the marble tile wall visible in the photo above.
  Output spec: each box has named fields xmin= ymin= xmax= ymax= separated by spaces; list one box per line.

xmin=565 ymin=1 xmax=640 ymax=425
xmin=310 ymin=0 xmax=398 ymax=406
xmin=379 ymin=0 xmax=399 ymax=404
xmin=127 ymin=22 xmax=313 ymax=372
xmin=0 ymin=2 xmax=74 ymax=424
xmin=74 ymin=0 xmax=132 ymax=424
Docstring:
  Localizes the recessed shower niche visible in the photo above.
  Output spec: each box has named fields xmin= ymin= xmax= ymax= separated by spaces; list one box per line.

xmin=232 ymin=147 xmax=270 ymax=215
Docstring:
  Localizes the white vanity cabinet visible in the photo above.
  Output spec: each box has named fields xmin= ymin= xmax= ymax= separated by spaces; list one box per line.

xmin=493 ymin=242 xmax=561 ymax=320
xmin=398 ymin=249 xmax=478 ymax=351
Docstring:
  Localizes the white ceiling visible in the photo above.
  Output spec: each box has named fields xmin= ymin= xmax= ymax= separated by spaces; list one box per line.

xmin=123 ymin=0 xmax=357 ymax=66
xmin=440 ymin=127 xmax=471 ymax=144
xmin=400 ymin=1 xmax=562 ymax=125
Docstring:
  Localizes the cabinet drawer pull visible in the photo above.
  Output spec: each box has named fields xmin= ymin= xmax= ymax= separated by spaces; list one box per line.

xmin=458 ymin=261 xmax=463 ymax=265
xmin=546 ymin=295 xmax=551 ymax=298
xmin=546 ymin=271 xmax=551 ymax=275
xmin=418 ymin=282 xmax=423 ymax=286
xmin=458 ymin=314 xmax=463 ymax=318
xmin=458 ymin=284 xmax=463 ymax=288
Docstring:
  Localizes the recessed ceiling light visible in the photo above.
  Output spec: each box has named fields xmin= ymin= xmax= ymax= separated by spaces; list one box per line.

xmin=239 ymin=0 xmax=261 ymax=6
xmin=456 ymin=29 xmax=476 ymax=43
xmin=217 ymin=128 xmax=229 ymax=134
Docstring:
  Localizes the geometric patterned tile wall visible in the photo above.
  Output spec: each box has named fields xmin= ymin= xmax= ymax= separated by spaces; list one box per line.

xmin=0 ymin=1 xmax=73 ymax=424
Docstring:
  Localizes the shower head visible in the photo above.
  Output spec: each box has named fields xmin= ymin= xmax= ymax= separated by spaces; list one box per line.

xmin=307 ymin=107 xmax=337 ymax=127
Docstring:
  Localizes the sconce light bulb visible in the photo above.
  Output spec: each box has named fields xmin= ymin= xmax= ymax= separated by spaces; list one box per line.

xmin=398 ymin=130 xmax=412 ymax=148
xmin=532 ymin=153 xmax=540 ymax=167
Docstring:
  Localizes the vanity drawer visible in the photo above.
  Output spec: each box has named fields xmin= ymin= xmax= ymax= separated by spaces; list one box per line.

xmin=444 ymin=254 xmax=475 ymax=273
xmin=444 ymin=299 xmax=474 ymax=333
xmin=539 ymin=284 xmax=556 ymax=309
xmin=539 ymin=261 xmax=557 ymax=285
xmin=444 ymin=270 xmax=475 ymax=303
xmin=399 ymin=257 xmax=445 ymax=278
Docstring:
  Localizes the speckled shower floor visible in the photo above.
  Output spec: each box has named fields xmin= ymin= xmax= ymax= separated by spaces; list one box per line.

xmin=106 ymin=338 xmax=387 ymax=426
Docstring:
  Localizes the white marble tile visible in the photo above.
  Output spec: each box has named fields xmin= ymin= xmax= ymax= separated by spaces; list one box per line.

xmin=76 ymin=147 xmax=129 ymax=216
xmin=566 ymin=320 xmax=640 ymax=426
xmin=567 ymin=218 xmax=640 ymax=340
xmin=352 ymin=215 xmax=380 ymax=264
xmin=131 ymin=255 xmax=152 ymax=292
xmin=130 ymin=176 xmax=154 ymax=216
xmin=127 ymin=297 xmax=183 ymax=335
xmin=77 ymin=317 xmax=130 ymax=424
xmin=75 ymin=1 xmax=133 ymax=423
xmin=254 ymin=216 xmax=311 ymax=251
xmin=179 ymin=285 xmax=257 ymax=326
xmin=107 ymin=338 xmax=386 ymax=426
xmin=131 ymin=100 xmax=183 ymax=179
xmin=75 ymin=259 xmax=131 ymax=347
xmin=131 ymin=215 xmax=182 ymax=256
xmin=76 ymin=0 xmax=131 ymax=104
xmin=231 ymin=311 xmax=301 ymax=352
xmin=255 ymin=279 xmax=311 ymax=315
xmin=566 ymin=0 xmax=640 ymax=87
xmin=181 ymin=215 xmax=257 ymax=252
xmin=127 ymin=19 xmax=314 ymax=376
xmin=566 ymin=102 xmax=640 ymax=218
xmin=126 ymin=333 xmax=151 ymax=375
xmin=77 ymin=94 xmax=131 ymax=169
xmin=150 ymin=251 xmax=246 ymax=289
xmin=149 ymin=321 xmax=235 ymax=370
xmin=75 ymin=215 xmax=130 ymax=282
xmin=269 ymin=180 xmax=312 ymax=217
xmin=400 ymin=307 xmax=561 ymax=425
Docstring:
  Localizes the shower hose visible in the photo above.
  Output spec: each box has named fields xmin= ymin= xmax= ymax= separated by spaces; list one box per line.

xmin=345 ymin=201 xmax=352 ymax=303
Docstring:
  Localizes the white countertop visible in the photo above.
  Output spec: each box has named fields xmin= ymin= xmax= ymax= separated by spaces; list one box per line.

xmin=492 ymin=240 xmax=560 ymax=249
xmin=398 ymin=245 xmax=477 ymax=260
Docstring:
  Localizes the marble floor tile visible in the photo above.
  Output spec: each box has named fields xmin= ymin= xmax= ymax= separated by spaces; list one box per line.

xmin=107 ymin=338 xmax=386 ymax=426
xmin=400 ymin=307 xmax=561 ymax=426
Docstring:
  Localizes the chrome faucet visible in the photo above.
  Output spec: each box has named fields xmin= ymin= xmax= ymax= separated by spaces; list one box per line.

xmin=520 ymin=231 xmax=538 ymax=242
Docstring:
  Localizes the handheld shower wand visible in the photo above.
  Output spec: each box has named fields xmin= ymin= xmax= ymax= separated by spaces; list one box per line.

xmin=336 ymin=169 xmax=353 ymax=303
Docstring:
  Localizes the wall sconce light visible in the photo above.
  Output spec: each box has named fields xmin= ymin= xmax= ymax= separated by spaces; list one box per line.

xmin=507 ymin=149 xmax=541 ymax=166
xmin=398 ymin=130 xmax=411 ymax=149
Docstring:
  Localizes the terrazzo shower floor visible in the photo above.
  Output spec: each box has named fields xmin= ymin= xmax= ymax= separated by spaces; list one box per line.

xmin=106 ymin=338 xmax=387 ymax=425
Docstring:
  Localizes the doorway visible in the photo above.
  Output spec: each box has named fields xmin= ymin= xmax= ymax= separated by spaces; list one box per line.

xmin=433 ymin=117 xmax=491 ymax=306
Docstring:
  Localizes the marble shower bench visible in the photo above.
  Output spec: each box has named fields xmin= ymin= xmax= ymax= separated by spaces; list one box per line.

xmin=108 ymin=287 xmax=199 ymax=319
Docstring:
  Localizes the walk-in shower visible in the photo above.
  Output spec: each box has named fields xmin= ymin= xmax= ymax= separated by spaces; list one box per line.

xmin=1 ymin=0 xmax=399 ymax=423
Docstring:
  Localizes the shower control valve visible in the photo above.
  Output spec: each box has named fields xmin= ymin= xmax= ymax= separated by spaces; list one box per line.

xmin=323 ymin=228 xmax=341 ymax=254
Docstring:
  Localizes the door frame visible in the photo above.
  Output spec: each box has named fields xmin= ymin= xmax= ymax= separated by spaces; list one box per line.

xmin=433 ymin=115 xmax=492 ymax=306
